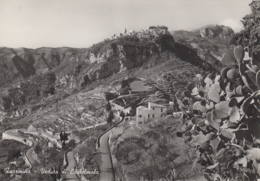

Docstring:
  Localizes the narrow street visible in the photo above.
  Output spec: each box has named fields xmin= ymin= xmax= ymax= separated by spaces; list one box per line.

xmin=25 ymin=138 xmax=37 ymax=166
xmin=99 ymin=120 xmax=124 ymax=181
xmin=99 ymin=130 xmax=114 ymax=181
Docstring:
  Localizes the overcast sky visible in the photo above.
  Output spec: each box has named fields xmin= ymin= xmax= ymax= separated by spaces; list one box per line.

xmin=0 ymin=0 xmax=252 ymax=48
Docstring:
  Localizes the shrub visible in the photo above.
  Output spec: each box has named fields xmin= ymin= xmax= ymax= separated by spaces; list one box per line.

xmin=7 ymin=148 xmax=21 ymax=161
xmin=104 ymin=92 xmax=118 ymax=101
xmin=233 ymin=1 xmax=260 ymax=53
xmin=177 ymin=46 xmax=260 ymax=180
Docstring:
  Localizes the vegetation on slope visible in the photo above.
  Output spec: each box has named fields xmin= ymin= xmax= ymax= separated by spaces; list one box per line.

xmin=176 ymin=2 xmax=260 ymax=179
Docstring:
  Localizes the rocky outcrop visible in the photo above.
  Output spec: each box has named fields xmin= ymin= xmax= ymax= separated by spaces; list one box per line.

xmin=74 ymin=34 xmax=175 ymax=83
xmin=197 ymin=25 xmax=234 ymax=39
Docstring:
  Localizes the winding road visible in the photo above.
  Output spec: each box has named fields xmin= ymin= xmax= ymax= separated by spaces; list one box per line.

xmin=3 ymin=118 xmax=123 ymax=181
xmin=99 ymin=130 xmax=114 ymax=181
xmin=2 ymin=129 xmax=37 ymax=167
xmin=25 ymin=138 xmax=37 ymax=166
xmin=98 ymin=120 xmax=124 ymax=181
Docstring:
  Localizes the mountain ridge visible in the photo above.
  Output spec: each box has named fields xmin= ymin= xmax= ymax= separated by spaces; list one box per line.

xmin=0 ymin=25 xmax=234 ymax=116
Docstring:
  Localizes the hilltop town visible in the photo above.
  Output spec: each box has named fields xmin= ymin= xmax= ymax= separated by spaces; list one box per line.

xmin=107 ymin=25 xmax=169 ymax=41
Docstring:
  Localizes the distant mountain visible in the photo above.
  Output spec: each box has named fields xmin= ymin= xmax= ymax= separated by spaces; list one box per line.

xmin=192 ymin=24 xmax=234 ymax=38
xmin=171 ymin=24 xmax=235 ymax=71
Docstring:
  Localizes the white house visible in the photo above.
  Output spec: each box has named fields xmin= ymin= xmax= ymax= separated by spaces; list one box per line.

xmin=136 ymin=102 xmax=167 ymax=124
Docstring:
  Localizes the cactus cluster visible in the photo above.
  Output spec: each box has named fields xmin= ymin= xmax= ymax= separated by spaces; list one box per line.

xmin=176 ymin=46 xmax=260 ymax=180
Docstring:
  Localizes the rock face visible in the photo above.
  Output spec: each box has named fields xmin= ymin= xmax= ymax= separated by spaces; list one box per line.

xmin=197 ymin=25 xmax=234 ymax=39
xmin=86 ymin=35 xmax=173 ymax=81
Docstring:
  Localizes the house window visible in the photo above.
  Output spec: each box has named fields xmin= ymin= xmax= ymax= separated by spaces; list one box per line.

xmin=139 ymin=115 xmax=142 ymax=118
xmin=152 ymin=114 xmax=154 ymax=118
xmin=161 ymin=108 xmax=163 ymax=112
xmin=148 ymin=114 xmax=150 ymax=118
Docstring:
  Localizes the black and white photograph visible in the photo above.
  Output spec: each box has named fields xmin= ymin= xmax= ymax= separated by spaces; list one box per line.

xmin=0 ymin=0 xmax=260 ymax=180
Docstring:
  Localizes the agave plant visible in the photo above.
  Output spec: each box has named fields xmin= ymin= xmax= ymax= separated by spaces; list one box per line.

xmin=176 ymin=46 xmax=260 ymax=181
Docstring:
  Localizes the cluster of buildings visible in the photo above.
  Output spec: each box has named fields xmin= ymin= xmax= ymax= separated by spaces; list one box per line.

xmin=108 ymin=79 xmax=181 ymax=126
xmin=107 ymin=26 xmax=169 ymax=41
xmin=111 ymin=100 xmax=170 ymax=126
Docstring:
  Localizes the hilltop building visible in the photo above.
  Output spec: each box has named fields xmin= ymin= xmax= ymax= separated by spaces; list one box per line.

xmin=109 ymin=26 xmax=169 ymax=41
xmin=149 ymin=26 xmax=168 ymax=35
xmin=136 ymin=102 xmax=167 ymax=124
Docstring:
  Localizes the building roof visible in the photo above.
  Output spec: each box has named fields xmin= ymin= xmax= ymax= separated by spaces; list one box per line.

xmin=137 ymin=102 xmax=167 ymax=111
xmin=137 ymin=106 xmax=149 ymax=110
xmin=149 ymin=102 xmax=167 ymax=108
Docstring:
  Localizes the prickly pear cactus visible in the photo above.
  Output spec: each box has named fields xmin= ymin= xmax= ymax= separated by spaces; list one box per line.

xmin=176 ymin=46 xmax=260 ymax=181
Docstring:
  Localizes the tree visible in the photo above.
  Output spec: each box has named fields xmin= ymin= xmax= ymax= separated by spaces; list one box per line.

xmin=60 ymin=131 xmax=69 ymax=143
xmin=66 ymin=139 xmax=76 ymax=150
xmin=114 ymin=139 xmax=142 ymax=165
xmin=35 ymin=144 xmax=41 ymax=155
xmin=120 ymin=111 xmax=125 ymax=120
xmin=106 ymin=102 xmax=111 ymax=111
xmin=106 ymin=111 xmax=114 ymax=124
xmin=233 ymin=0 xmax=260 ymax=55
